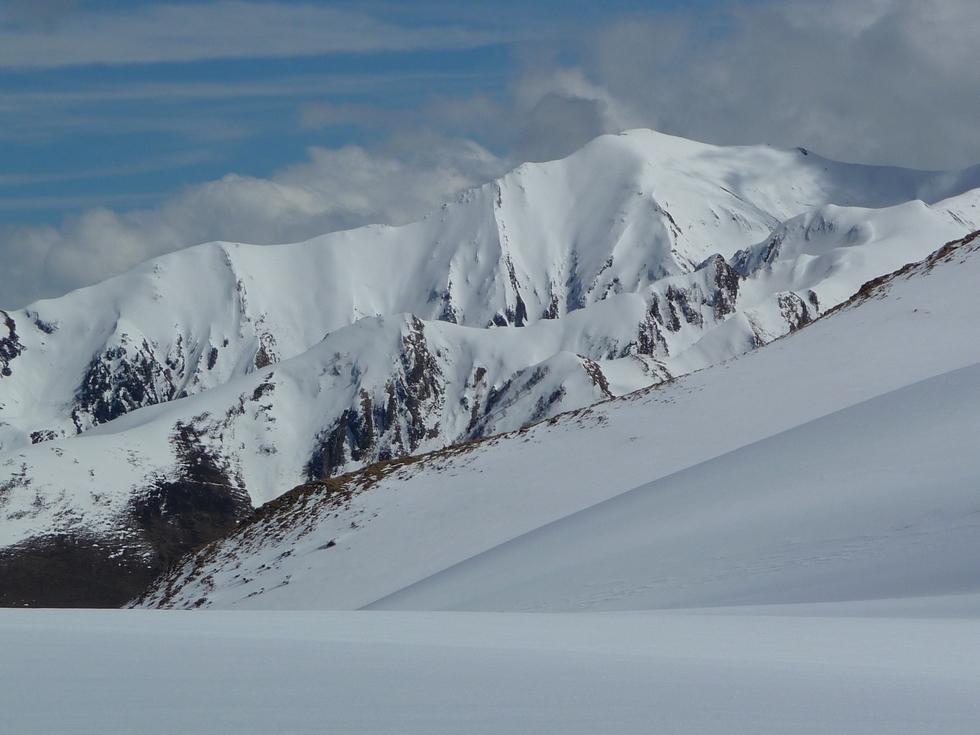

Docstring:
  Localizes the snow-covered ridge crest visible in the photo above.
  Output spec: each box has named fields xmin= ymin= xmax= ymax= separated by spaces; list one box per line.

xmin=1 ymin=129 xmax=979 ymax=607
xmin=136 ymin=226 xmax=980 ymax=612
xmin=2 ymin=130 xmax=977 ymax=450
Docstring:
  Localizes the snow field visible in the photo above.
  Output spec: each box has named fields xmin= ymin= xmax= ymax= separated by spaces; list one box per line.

xmin=3 ymin=608 xmax=980 ymax=735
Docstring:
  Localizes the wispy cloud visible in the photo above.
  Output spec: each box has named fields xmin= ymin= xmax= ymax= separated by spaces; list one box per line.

xmin=0 ymin=70 xmax=500 ymax=143
xmin=574 ymin=0 xmax=980 ymax=170
xmin=0 ymin=138 xmax=507 ymax=308
xmin=0 ymin=192 xmax=165 ymax=210
xmin=0 ymin=150 xmax=217 ymax=187
xmin=0 ymin=107 xmax=263 ymax=143
xmin=299 ymin=101 xmax=393 ymax=130
xmin=0 ymin=0 xmax=77 ymax=27
xmin=0 ymin=72 xmax=481 ymax=107
xmin=0 ymin=1 xmax=510 ymax=68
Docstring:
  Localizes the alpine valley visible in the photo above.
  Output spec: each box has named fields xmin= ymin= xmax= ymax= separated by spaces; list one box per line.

xmin=2 ymin=129 xmax=979 ymax=607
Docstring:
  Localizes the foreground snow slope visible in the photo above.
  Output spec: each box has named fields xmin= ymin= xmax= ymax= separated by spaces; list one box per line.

xmin=371 ymin=361 xmax=980 ymax=611
xmin=141 ymin=230 xmax=980 ymax=610
xmin=5 ymin=607 xmax=980 ymax=735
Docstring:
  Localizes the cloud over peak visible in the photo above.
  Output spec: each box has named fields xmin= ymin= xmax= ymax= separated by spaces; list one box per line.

xmin=3 ymin=0 xmax=980 ymax=310
xmin=0 ymin=138 xmax=506 ymax=309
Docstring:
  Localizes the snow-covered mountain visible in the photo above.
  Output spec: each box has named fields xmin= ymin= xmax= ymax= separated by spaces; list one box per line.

xmin=2 ymin=129 xmax=979 ymax=606
xmin=138 ymin=229 xmax=980 ymax=611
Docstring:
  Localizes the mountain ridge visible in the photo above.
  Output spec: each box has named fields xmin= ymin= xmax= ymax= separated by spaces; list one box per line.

xmin=137 ymin=227 xmax=980 ymax=610
xmin=2 ymin=129 xmax=979 ymax=606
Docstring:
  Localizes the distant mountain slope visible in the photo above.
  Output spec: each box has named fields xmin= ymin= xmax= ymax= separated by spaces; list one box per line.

xmin=3 ymin=131 xmax=977 ymax=458
xmin=137 ymin=230 xmax=980 ymax=611
xmin=2 ymin=130 xmax=979 ymax=606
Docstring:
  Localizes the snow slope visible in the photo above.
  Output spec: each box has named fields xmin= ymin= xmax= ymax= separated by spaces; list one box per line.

xmin=371 ymin=362 xmax=980 ymax=611
xmin=139 ymin=230 xmax=980 ymax=611
xmin=4 ymin=608 xmax=980 ymax=735
xmin=3 ymin=130 xmax=980 ymax=605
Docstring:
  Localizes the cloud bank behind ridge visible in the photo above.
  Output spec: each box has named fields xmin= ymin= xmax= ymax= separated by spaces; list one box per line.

xmin=2 ymin=0 xmax=979 ymax=309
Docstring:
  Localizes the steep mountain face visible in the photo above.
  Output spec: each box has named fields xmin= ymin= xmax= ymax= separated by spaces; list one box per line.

xmin=2 ymin=129 xmax=979 ymax=606
xmin=136 ymin=229 xmax=980 ymax=611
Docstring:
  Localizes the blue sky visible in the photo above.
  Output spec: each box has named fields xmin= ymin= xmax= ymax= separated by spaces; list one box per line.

xmin=2 ymin=0 xmax=979 ymax=308
xmin=1 ymin=0 xmax=699 ymax=226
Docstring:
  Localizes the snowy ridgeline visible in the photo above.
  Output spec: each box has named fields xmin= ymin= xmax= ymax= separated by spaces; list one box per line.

xmin=1 ymin=129 xmax=980 ymax=607
xmin=140 ymin=231 xmax=980 ymax=613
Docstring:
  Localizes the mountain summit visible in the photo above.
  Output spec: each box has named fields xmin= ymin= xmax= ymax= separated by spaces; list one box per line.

xmin=2 ymin=130 xmax=979 ymax=606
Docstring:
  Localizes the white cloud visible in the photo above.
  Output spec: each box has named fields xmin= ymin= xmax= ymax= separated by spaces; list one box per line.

xmin=508 ymin=67 xmax=639 ymax=162
xmin=0 ymin=151 xmax=216 ymax=187
xmin=298 ymin=101 xmax=391 ymax=131
xmin=577 ymin=0 xmax=980 ymax=170
xmin=4 ymin=0 xmax=980 ymax=310
xmin=0 ymin=139 xmax=506 ymax=309
xmin=0 ymin=1 xmax=505 ymax=68
xmin=298 ymin=69 xmax=638 ymax=166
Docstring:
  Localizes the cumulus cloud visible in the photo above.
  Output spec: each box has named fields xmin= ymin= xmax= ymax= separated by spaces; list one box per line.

xmin=0 ymin=1 xmax=504 ymax=68
xmin=4 ymin=0 xmax=980 ymax=309
xmin=508 ymin=67 xmax=639 ymax=163
xmin=576 ymin=0 xmax=980 ymax=169
xmin=364 ymin=0 xmax=980 ymax=170
xmin=0 ymin=139 xmax=506 ymax=309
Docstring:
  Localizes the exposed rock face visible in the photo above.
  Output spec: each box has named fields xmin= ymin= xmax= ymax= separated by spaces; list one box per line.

xmin=0 ymin=421 xmax=252 ymax=607
xmin=72 ymin=338 xmax=183 ymax=431
xmin=703 ymin=256 xmax=742 ymax=319
xmin=776 ymin=293 xmax=815 ymax=333
xmin=306 ymin=318 xmax=447 ymax=479
xmin=0 ymin=312 xmax=24 ymax=378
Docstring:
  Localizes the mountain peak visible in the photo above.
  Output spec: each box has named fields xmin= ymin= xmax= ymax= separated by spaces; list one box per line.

xmin=2 ymin=131 xmax=979 ymax=606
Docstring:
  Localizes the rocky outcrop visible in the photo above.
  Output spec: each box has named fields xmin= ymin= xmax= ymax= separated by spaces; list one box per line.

xmin=0 ymin=419 xmax=251 ymax=608
xmin=306 ymin=318 xmax=446 ymax=479
xmin=71 ymin=337 xmax=183 ymax=431
xmin=6 ymin=132 xmax=977 ymax=608
xmin=0 ymin=312 xmax=24 ymax=378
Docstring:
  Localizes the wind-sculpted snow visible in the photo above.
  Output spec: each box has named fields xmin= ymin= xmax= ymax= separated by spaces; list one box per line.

xmin=2 ymin=129 xmax=980 ymax=606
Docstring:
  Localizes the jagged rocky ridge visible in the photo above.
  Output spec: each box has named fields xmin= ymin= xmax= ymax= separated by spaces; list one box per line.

xmin=2 ymin=129 xmax=980 ymax=606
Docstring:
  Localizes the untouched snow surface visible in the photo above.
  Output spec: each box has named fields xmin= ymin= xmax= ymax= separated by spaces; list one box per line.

xmin=371 ymin=361 xmax=980 ymax=611
xmin=4 ymin=607 xmax=980 ymax=735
